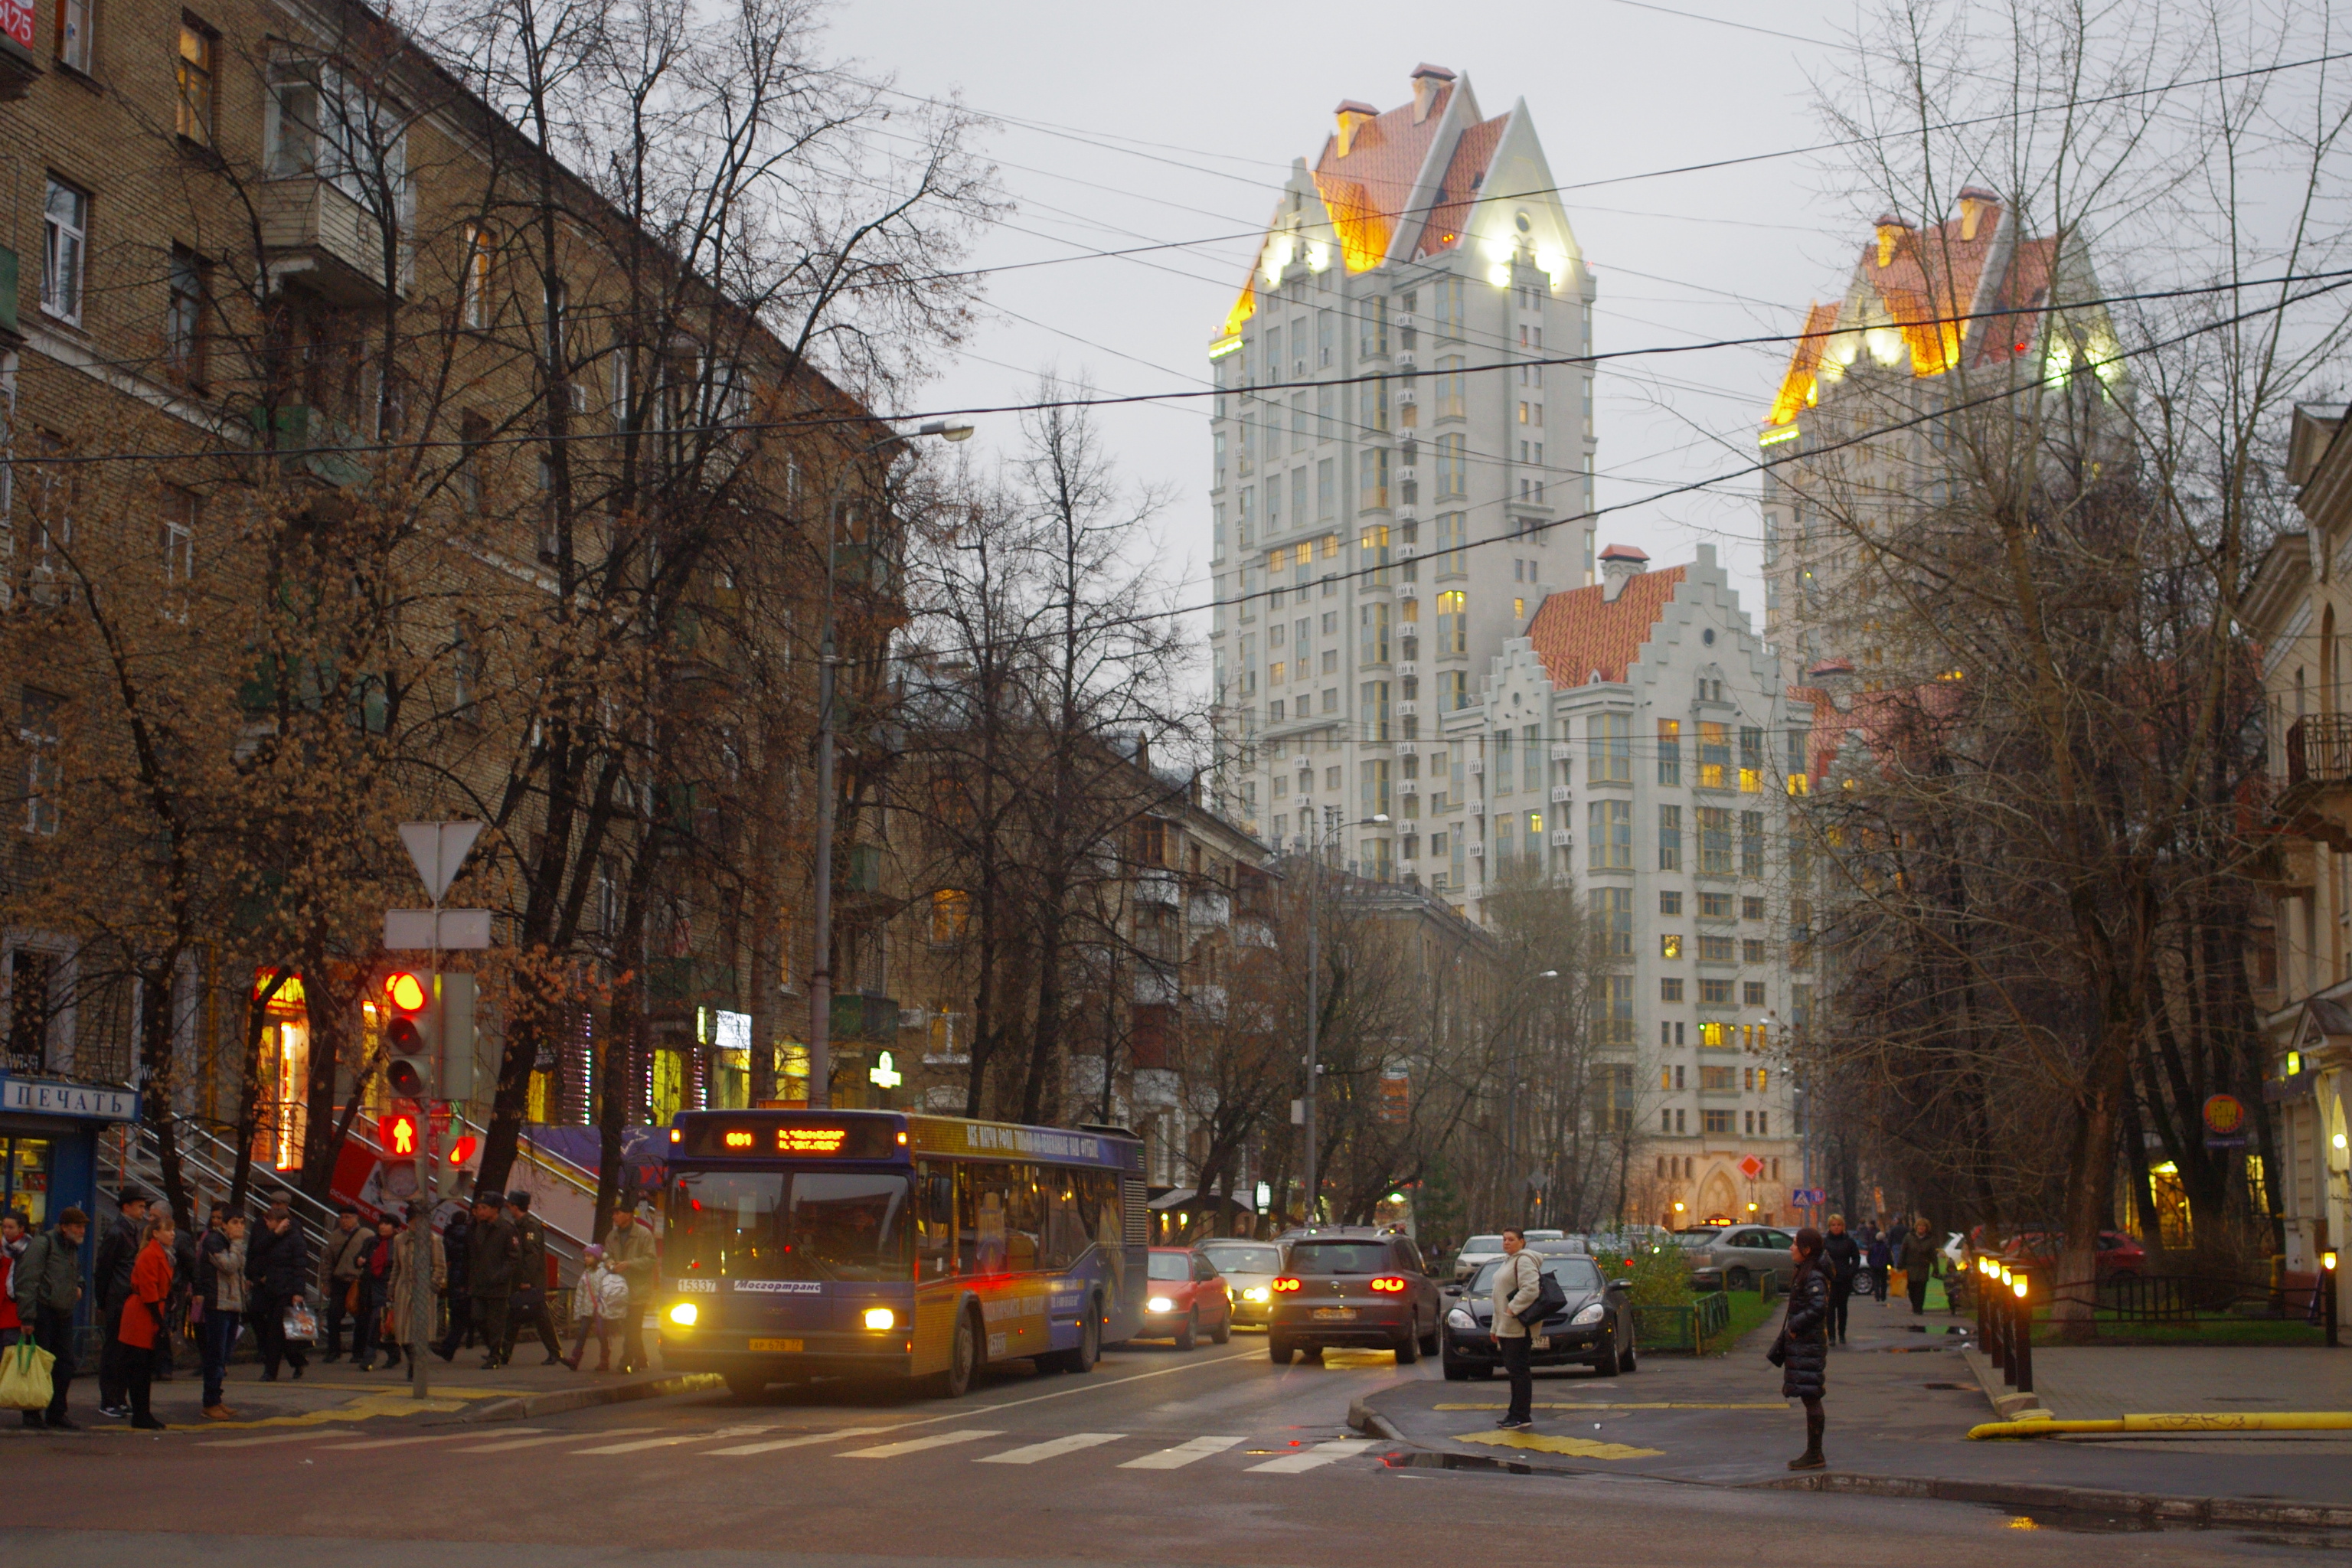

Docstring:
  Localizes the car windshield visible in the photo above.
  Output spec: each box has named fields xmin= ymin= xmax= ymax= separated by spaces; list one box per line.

xmin=1524 ymin=1230 xmax=1564 ymax=1241
xmin=1462 ymin=1234 xmax=1504 ymax=1252
xmin=1288 ymin=1240 xmax=1393 ymax=1276
xmin=1147 ymin=1253 xmax=1191 ymax=1281
xmin=668 ymin=1168 xmax=910 ymax=1282
xmin=1201 ymin=1243 xmax=1282 ymax=1274
xmin=1675 ymin=1230 xmax=1720 ymax=1247
xmin=1470 ymin=1256 xmax=1604 ymax=1295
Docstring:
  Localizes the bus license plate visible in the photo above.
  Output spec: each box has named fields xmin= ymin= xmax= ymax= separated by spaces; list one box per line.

xmin=747 ymin=1338 xmax=803 ymax=1354
xmin=1312 ymin=1308 xmax=1357 ymax=1321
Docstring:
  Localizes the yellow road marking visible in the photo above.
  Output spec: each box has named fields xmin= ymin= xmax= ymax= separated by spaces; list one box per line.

xmin=162 ymin=1392 xmax=472 ymax=1432
xmin=1453 ymin=1429 xmax=1664 ymax=1461
xmin=1433 ymin=1402 xmax=1783 ymax=1411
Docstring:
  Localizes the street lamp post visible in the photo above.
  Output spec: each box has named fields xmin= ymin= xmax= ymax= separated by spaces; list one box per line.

xmin=1298 ymin=807 xmax=1387 ymax=1227
xmin=808 ymin=419 xmax=972 ymax=1109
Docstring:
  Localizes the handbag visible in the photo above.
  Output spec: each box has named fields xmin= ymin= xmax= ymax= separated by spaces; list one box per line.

xmin=0 ymin=1341 xmax=56 ymax=1410
xmin=1514 ymin=1264 xmax=1568 ymax=1328
xmin=283 ymin=1302 xmax=319 ymax=1345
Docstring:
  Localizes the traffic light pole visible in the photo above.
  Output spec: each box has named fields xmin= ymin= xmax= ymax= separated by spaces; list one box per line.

xmin=411 ymin=912 xmax=439 ymax=1401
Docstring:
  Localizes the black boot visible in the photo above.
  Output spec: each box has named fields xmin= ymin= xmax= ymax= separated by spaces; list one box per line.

xmin=1788 ymin=1403 xmax=1826 ymax=1470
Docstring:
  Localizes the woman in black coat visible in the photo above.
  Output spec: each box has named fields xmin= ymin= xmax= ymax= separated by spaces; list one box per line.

xmin=1770 ymin=1226 xmax=1832 ymax=1470
xmin=243 ymin=1206 xmax=313 ymax=1380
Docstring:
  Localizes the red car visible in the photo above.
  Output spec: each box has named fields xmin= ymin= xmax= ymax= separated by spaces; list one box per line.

xmin=1999 ymin=1229 xmax=2146 ymax=1279
xmin=1138 ymin=1247 xmax=1233 ymax=1349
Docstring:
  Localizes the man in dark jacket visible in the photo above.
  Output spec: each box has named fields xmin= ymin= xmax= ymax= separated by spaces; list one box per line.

xmin=466 ymin=1194 xmax=520 ymax=1369
xmin=433 ymin=1204 xmax=475 ymax=1361
xmin=93 ymin=1188 xmax=149 ymax=1418
xmin=1821 ymin=1215 xmax=1861 ymax=1346
xmin=316 ymin=1208 xmax=372 ymax=1362
xmin=244 ymin=1204 xmax=312 ymax=1380
xmin=12 ymin=1207 xmax=88 ymax=1428
xmin=502 ymin=1192 xmax=563 ymax=1367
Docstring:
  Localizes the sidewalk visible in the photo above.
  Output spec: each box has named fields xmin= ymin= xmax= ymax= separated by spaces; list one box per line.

xmin=1362 ymin=1289 xmax=2352 ymax=1521
xmin=17 ymin=1327 xmax=716 ymax=1436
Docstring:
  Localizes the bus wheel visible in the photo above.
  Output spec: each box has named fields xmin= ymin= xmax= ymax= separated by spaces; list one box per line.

xmin=1046 ymin=1297 xmax=1102 ymax=1374
xmin=939 ymin=1307 xmax=982 ymax=1399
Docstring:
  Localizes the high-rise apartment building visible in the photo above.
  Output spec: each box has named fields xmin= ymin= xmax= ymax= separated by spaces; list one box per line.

xmin=1206 ymin=64 xmax=1598 ymax=886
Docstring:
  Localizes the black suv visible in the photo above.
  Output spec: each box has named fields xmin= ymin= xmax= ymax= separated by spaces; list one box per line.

xmin=1268 ymin=1227 xmax=1444 ymax=1365
xmin=1440 ymin=1247 xmax=1637 ymax=1379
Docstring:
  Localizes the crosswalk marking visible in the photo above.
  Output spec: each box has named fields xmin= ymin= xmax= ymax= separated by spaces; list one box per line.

xmin=976 ymin=1432 xmax=1125 ymax=1465
xmin=1118 ymin=1435 xmax=1246 ymax=1470
xmin=311 ymin=1429 xmax=546 ymax=1452
xmin=704 ymin=1425 xmax=901 ymax=1457
xmin=451 ymin=1427 xmax=661 ymax=1453
xmin=838 ymin=1429 xmax=1005 ymax=1459
xmin=570 ymin=1424 xmax=782 ymax=1455
xmin=1244 ymin=1439 xmax=1381 ymax=1474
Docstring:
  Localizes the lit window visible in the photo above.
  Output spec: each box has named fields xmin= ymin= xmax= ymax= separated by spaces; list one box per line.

xmin=1661 ymin=933 xmax=1682 ymax=959
xmin=177 ymin=22 xmax=215 ymax=142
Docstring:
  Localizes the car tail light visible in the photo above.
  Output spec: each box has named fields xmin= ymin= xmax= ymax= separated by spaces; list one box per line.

xmin=1272 ymin=1276 xmax=1302 ymax=1293
xmin=1370 ymin=1276 xmax=1407 ymax=1293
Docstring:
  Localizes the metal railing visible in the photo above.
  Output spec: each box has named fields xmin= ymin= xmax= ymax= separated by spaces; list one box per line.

xmin=1633 ymin=1290 xmax=1733 ymax=1353
xmin=2288 ymin=715 xmax=2352 ymax=788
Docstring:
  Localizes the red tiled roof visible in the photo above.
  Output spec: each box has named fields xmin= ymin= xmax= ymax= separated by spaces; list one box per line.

xmin=1974 ymin=235 xmax=2057 ymax=365
xmin=1525 ymin=567 xmax=1688 ymax=687
xmin=1415 ymin=113 xmax=1508 ymax=260
xmin=1312 ymin=86 xmax=1455 ymax=273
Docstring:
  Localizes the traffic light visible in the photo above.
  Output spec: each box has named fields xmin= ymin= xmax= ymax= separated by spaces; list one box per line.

xmin=382 ymin=970 xmax=435 ymax=1099
xmin=382 ymin=1109 xmax=422 ymax=1158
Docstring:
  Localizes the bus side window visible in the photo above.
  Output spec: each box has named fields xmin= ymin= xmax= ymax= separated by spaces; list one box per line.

xmin=916 ymin=1163 xmax=956 ymax=1281
xmin=1004 ymin=1163 xmax=1040 ymax=1273
xmin=961 ymin=1162 xmax=1010 ymax=1276
xmin=1040 ymin=1172 xmax=1084 ymax=1272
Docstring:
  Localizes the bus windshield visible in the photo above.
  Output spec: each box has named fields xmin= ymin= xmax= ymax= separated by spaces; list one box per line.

xmin=668 ymin=1168 xmax=911 ymax=1283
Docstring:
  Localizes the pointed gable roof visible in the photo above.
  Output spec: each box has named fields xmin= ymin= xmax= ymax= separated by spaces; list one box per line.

xmin=1524 ymin=566 xmax=1690 ymax=688
xmin=1415 ymin=113 xmax=1508 ymax=260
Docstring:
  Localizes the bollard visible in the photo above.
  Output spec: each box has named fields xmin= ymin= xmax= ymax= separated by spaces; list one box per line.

xmin=2328 ymin=1250 xmax=2341 ymax=1349
xmin=1996 ymin=1266 xmax=2016 ymax=1382
xmin=2011 ymin=1272 xmax=2033 ymax=1393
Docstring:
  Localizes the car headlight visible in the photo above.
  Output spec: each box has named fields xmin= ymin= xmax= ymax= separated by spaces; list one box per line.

xmin=667 ymin=1301 xmax=698 ymax=1327
xmin=1244 ymin=1286 xmax=1271 ymax=1303
xmin=861 ymin=1307 xmax=895 ymax=1331
xmin=1447 ymin=1308 xmax=1477 ymax=1330
xmin=1148 ymin=1296 xmax=1175 ymax=1313
xmin=1570 ymin=1301 xmax=1606 ymax=1326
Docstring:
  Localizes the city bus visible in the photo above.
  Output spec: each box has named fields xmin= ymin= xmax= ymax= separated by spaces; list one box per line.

xmin=657 ymin=1109 xmax=1146 ymax=1398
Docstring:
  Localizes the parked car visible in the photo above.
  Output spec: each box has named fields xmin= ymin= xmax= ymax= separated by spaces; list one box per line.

xmin=1197 ymin=1239 xmax=1284 ymax=1328
xmin=1681 ymin=1225 xmax=1797 ymax=1290
xmin=1453 ymin=1233 xmax=1509 ymax=1282
xmin=1268 ymin=1227 xmax=1444 ymax=1365
xmin=1998 ymin=1230 xmax=2147 ymax=1280
xmin=1138 ymin=1247 xmax=1233 ymax=1349
xmin=1523 ymin=1229 xmax=1566 ymax=1243
xmin=1440 ymin=1252 xmax=1638 ymax=1380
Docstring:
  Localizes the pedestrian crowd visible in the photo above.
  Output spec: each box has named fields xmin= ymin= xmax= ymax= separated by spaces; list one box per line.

xmin=3 ymin=1185 xmax=657 ymax=1430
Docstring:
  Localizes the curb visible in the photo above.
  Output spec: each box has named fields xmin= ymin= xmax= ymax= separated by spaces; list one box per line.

xmin=1959 ymin=1345 xmax=2047 ymax=1419
xmin=1764 ymin=1469 xmax=2352 ymax=1528
xmin=462 ymin=1372 xmax=727 ymax=1423
xmin=1346 ymin=1397 xmax=1404 ymax=1442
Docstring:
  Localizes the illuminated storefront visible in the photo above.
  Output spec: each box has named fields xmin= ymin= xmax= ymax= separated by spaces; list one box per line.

xmin=253 ymin=971 xmax=310 ymax=1172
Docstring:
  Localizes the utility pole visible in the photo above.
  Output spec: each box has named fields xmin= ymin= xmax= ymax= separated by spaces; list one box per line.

xmin=808 ymin=420 xmax=972 ymax=1109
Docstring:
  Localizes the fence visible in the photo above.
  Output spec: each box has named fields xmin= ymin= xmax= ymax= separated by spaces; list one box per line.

xmin=2040 ymin=1272 xmax=2325 ymax=1325
xmin=1635 ymin=1291 xmax=1732 ymax=1354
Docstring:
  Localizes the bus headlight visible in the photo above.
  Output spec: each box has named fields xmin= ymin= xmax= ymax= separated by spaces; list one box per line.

xmin=862 ymin=1307 xmax=896 ymax=1331
xmin=667 ymin=1301 xmax=698 ymax=1328
xmin=1148 ymin=1296 xmax=1175 ymax=1313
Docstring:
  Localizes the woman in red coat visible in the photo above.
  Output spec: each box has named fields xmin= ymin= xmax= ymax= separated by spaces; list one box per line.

xmin=118 ymin=1213 xmax=177 ymax=1430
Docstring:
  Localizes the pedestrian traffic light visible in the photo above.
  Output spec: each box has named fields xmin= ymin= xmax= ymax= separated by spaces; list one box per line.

xmin=382 ymin=1109 xmax=422 ymax=1158
xmin=382 ymin=970 xmax=436 ymax=1099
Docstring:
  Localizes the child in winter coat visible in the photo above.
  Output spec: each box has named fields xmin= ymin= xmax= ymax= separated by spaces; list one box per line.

xmin=564 ymin=1245 xmax=629 ymax=1372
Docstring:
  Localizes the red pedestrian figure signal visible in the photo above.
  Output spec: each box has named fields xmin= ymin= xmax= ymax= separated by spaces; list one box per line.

xmin=384 ymin=1111 xmax=420 ymax=1157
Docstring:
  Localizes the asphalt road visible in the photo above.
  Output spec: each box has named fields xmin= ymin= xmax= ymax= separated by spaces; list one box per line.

xmin=0 ymin=1335 xmax=2336 ymax=1564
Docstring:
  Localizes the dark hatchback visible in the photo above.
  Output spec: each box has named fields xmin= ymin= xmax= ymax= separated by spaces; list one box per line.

xmin=1440 ymin=1251 xmax=1638 ymax=1380
xmin=1267 ymin=1228 xmax=1444 ymax=1364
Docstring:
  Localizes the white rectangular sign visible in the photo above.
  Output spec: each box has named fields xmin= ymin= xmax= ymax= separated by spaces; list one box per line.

xmin=0 ymin=1075 xmax=140 ymax=1122
xmin=384 ymin=908 xmax=493 ymax=950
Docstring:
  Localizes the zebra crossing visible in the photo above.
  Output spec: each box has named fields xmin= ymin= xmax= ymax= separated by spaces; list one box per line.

xmin=197 ymin=1421 xmax=1387 ymax=1475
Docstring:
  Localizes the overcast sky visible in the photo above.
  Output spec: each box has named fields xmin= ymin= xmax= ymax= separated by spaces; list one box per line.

xmin=822 ymin=0 xmax=1918 ymax=652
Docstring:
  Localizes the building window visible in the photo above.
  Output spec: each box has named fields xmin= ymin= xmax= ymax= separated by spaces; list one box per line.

xmin=159 ymin=485 xmax=197 ymax=582
xmin=1700 ymin=978 xmax=1733 ymax=1005
xmin=1436 ymin=433 xmax=1466 ymax=497
xmin=1697 ymin=934 xmax=1735 ymax=964
xmin=1741 ymin=809 xmax=1766 ymax=877
xmin=1697 ymin=720 xmax=1731 ymax=788
xmin=55 ymin=0 xmax=88 ymax=71
xmin=1743 ymin=939 xmax=1766 ymax=964
xmin=1660 ymin=890 xmax=1682 ymax=915
xmin=177 ymin=20 xmax=216 ymax=142
xmin=165 ymin=247 xmax=206 ymax=385
xmin=1743 ymin=896 xmax=1766 ymax=920
xmin=1589 ymin=711 xmax=1631 ymax=783
xmin=1589 ymin=885 xmax=1632 ymax=957
xmin=1740 ymin=726 xmax=1765 ymax=792
xmin=930 ymin=889 xmax=970 ymax=945
xmin=1603 ymin=977 xmax=1635 ymax=1049
xmin=1586 ymin=798 xmax=1631 ymax=870
xmin=1698 ymin=806 xmax=1733 ymax=874
xmin=19 ymin=688 xmax=61 ymax=835
xmin=1658 ymin=804 xmax=1681 ymax=871
xmin=1661 ymin=977 xmax=1684 ymax=1003
xmin=462 ymin=222 xmax=495 ymax=329
xmin=1700 ymin=1066 xmax=1734 ymax=1093
xmin=1703 ymin=1109 xmax=1733 ymax=1136
xmin=1357 ymin=446 xmax=1389 ymax=510
xmin=1661 ymin=933 xmax=1682 ymax=959
xmin=1744 ymin=981 xmax=1767 ymax=1006
xmin=1658 ymin=717 xmax=1681 ymax=785
xmin=1699 ymin=890 xmax=1733 ymax=919
xmin=41 ymin=177 xmax=87 ymax=325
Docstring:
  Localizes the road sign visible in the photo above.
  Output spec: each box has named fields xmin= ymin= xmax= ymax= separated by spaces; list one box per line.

xmin=385 ymin=907 xmax=492 ymax=950
xmin=1792 ymin=1186 xmax=1827 ymax=1206
xmin=1739 ymin=1155 xmax=1765 ymax=1181
xmin=398 ymin=822 xmax=482 ymax=903
xmin=2203 ymin=1093 xmax=2247 ymax=1138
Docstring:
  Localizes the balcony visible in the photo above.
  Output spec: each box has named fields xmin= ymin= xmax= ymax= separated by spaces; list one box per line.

xmin=1550 ymin=785 xmax=1572 ymax=803
xmin=259 ymin=177 xmax=413 ymax=305
xmin=1398 ymin=701 xmax=1417 ymax=717
xmin=2247 ymin=832 xmax=2318 ymax=893
xmin=1400 ymin=779 xmax=1419 ymax=795
xmin=0 ymin=35 xmax=38 ymax=100
xmin=1187 ymin=890 xmax=1231 ymax=929
xmin=252 ymin=404 xmax=369 ymax=488
xmin=831 ymin=993 xmax=900 ymax=1042
xmin=1468 ymin=756 xmax=1485 ymax=775
xmin=1399 ymin=662 xmax=1418 ymax=677
xmin=1550 ymin=743 xmax=1573 ymax=760
xmin=1233 ymin=917 xmax=1276 ymax=949
xmin=1135 ymin=870 xmax=1181 ymax=906
xmin=1549 ymin=828 xmax=1573 ymax=848
xmin=1467 ymin=841 xmax=1485 ymax=859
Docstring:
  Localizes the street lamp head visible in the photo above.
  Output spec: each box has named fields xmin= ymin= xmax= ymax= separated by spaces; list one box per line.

xmin=915 ymin=419 xmax=976 ymax=442
xmin=1370 ymin=813 xmax=1390 ymax=824
xmin=1537 ymin=969 xmax=1559 ymax=978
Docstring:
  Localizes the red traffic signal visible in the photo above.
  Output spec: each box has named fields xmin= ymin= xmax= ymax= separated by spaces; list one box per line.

xmin=382 ymin=971 xmax=435 ymax=1099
